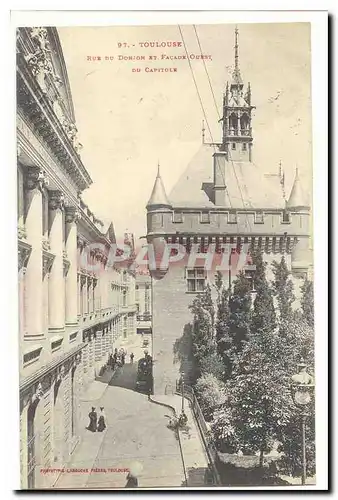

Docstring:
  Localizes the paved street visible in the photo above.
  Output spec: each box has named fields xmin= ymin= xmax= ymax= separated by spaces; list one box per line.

xmin=55 ymin=335 xmax=186 ymax=489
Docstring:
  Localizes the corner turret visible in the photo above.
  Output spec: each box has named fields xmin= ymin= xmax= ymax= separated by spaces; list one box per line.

xmin=146 ymin=162 xmax=172 ymax=211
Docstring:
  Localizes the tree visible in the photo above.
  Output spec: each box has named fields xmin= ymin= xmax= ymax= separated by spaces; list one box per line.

xmin=271 ymin=256 xmax=295 ymax=325
xmin=251 ymin=250 xmax=276 ymax=335
xmin=228 ymin=271 xmax=252 ymax=350
xmin=215 ymin=286 xmax=232 ymax=378
xmin=195 ymin=373 xmax=227 ymax=420
xmin=300 ymin=278 xmax=314 ymax=327
xmin=189 ymin=288 xmax=216 ymax=376
xmin=211 ymin=315 xmax=315 ymax=476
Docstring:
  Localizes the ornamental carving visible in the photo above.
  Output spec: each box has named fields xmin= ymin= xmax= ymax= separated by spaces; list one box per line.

xmin=42 ymin=237 xmax=51 ymax=252
xmin=48 ymin=190 xmax=64 ymax=211
xmin=42 ymin=250 xmax=55 ymax=277
xmin=62 ymin=119 xmax=83 ymax=155
xmin=63 ymin=258 xmax=70 ymax=277
xmin=18 ymin=225 xmax=27 ymax=240
xmin=18 ymin=240 xmax=32 ymax=271
xmin=25 ymin=166 xmax=48 ymax=191
xmin=25 ymin=27 xmax=63 ymax=92
xmin=65 ymin=206 xmax=81 ymax=224
xmin=80 ymin=274 xmax=87 ymax=287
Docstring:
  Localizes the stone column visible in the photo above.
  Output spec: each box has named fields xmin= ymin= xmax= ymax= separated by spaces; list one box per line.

xmin=48 ymin=190 xmax=65 ymax=332
xmin=65 ymin=207 xmax=80 ymax=326
xmin=24 ymin=167 xmax=47 ymax=337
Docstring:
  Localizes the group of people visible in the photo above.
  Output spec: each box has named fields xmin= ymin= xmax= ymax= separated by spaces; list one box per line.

xmin=87 ymin=407 xmax=106 ymax=432
xmin=107 ymin=348 xmax=135 ymax=369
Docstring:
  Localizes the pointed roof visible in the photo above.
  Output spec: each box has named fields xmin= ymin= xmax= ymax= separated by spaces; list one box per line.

xmin=287 ymin=168 xmax=309 ymax=209
xmin=146 ymin=163 xmax=172 ymax=209
xmin=106 ymin=222 xmax=116 ymax=243
xmin=169 ymin=144 xmax=285 ymax=209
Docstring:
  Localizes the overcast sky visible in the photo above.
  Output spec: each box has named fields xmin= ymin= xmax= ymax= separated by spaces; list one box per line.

xmin=58 ymin=23 xmax=312 ymax=241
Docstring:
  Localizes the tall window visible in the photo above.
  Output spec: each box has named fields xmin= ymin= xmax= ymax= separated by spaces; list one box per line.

xmin=186 ymin=268 xmax=206 ymax=292
xmin=145 ymin=285 xmax=150 ymax=314
xmin=122 ymin=289 xmax=127 ymax=307
xmin=27 ymin=404 xmax=37 ymax=489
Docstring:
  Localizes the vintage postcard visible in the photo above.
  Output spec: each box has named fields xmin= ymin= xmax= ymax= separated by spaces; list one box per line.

xmin=14 ymin=12 xmax=327 ymax=490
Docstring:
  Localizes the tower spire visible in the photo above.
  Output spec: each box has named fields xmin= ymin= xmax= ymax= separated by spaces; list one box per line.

xmin=231 ymin=26 xmax=243 ymax=86
xmin=146 ymin=162 xmax=172 ymax=210
xmin=202 ymin=120 xmax=205 ymax=144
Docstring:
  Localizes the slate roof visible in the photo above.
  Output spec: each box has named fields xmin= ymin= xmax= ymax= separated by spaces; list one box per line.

xmin=169 ymin=144 xmax=286 ymax=210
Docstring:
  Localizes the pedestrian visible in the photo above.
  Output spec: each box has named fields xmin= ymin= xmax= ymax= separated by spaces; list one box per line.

xmin=87 ymin=407 xmax=97 ymax=432
xmin=179 ymin=410 xmax=188 ymax=427
xmin=113 ymin=351 xmax=118 ymax=364
xmin=108 ymin=353 xmax=113 ymax=368
xmin=97 ymin=407 xmax=106 ymax=432
xmin=125 ymin=472 xmax=138 ymax=488
xmin=130 ymin=352 xmax=134 ymax=364
xmin=121 ymin=353 xmax=125 ymax=366
xmin=111 ymin=357 xmax=116 ymax=371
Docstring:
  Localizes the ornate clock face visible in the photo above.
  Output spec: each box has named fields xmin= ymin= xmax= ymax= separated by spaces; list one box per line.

xmin=294 ymin=390 xmax=311 ymax=406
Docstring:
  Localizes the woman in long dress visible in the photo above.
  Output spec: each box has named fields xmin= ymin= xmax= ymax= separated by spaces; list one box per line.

xmin=97 ymin=407 xmax=106 ymax=432
xmin=87 ymin=407 xmax=97 ymax=432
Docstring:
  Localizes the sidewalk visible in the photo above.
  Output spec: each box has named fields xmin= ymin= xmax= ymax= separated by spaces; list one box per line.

xmin=152 ymin=394 xmax=210 ymax=487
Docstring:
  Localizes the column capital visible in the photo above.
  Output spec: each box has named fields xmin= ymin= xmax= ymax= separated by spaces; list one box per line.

xmin=48 ymin=190 xmax=65 ymax=211
xmin=65 ymin=206 xmax=81 ymax=224
xmin=25 ymin=166 xmax=49 ymax=191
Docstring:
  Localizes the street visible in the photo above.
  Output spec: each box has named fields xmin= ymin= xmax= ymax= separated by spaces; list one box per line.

xmin=55 ymin=335 xmax=186 ymax=489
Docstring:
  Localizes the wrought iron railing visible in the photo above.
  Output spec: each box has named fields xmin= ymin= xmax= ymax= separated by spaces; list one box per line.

xmin=176 ymin=380 xmax=221 ymax=485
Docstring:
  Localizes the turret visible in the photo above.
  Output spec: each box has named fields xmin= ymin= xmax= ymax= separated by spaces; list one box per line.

xmin=146 ymin=163 xmax=172 ymax=211
xmin=146 ymin=163 xmax=172 ymax=280
xmin=287 ymin=168 xmax=311 ymax=278
xmin=286 ymin=167 xmax=309 ymax=210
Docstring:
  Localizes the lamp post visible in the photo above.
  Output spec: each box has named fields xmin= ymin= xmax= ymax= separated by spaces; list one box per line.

xmin=180 ymin=372 xmax=185 ymax=412
xmin=290 ymin=361 xmax=315 ymax=486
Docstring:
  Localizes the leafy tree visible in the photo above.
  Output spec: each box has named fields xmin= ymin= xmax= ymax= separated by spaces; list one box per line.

xmin=214 ymin=270 xmax=224 ymax=302
xmin=271 ymin=256 xmax=295 ymax=325
xmin=211 ymin=315 xmax=315 ymax=476
xmin=228 ymin=271 xmax=252 ymax=350
xmin=251 ymin=250 xmax=276 ymax=335
xmin=199 ymin=351 xmax=225 ymax=380
xmin=195 ymin=373 xmax=226 ymax=420
xmin=215 ymin=286 xmax=231 ymax=377
xmin=189 ymin=288 xmax=216 ymax=376
xmin=300 ymin=278 xmax=314 ymax=328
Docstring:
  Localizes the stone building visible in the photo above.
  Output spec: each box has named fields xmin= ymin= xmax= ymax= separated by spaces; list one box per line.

xmin=17 ymin=27 xmax=137 ymax=489
xmin=135 ymin=272 xmax=152 ymax=335
xmin=146 ymin=29 xmax=311 ymax=395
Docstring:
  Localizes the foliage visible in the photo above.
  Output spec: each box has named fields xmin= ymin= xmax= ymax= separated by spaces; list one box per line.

xmin=211 ymin=315 xmax=315 ymax=475
xmin=199 ymin=351 xmax=225 ymax=380
xmin=228 ymin=271 xmax=252 ymax=350
xmin=189 ymin=287 xmax=216 ymax=375
xmin=271 ymin=256 xmax=295 ymax=325
xmin=215 ymin=286 xmax=232 ymax=378
xmin=195 ymin=373 xmax=226 ymax=420
xmin=251 ymin=250 xmax=276 ymax=335
xmin=300 ymin=278 xmax=314 ymax=328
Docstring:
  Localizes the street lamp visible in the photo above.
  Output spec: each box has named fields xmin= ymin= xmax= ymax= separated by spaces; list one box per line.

xmin=290 ymin=360 xmax=315 ymax=486
xmin=180 ymin=372 xmax=185 ymax=412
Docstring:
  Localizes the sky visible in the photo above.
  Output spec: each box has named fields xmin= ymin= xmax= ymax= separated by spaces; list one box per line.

xmin=58 ymin=23 xmax=312 ymax=241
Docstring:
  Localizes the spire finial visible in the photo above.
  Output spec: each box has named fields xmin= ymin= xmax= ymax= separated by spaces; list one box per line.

xmin=295 ymin=166 xmax=299 ymax=178
xmin=157 ymin=160 xmax=160 ymax=177
xmin=279 ymin=159 xmax=282 ymax=178
xmin=231 ymin=26 xmax=243 ymax=86
xmin=235 ymin=25 xmax=239 ymax=72
xmin=202 ymin=120 xmax=205 ymax=144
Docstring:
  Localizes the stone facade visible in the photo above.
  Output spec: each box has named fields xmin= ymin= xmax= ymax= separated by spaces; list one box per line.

xmin=135 ymin=273 xmax=152 ymax=335
xmin=17 ymin=27 xmax=137 ymax=489
xmin=146 ymin=29 xmax=312 ymax=395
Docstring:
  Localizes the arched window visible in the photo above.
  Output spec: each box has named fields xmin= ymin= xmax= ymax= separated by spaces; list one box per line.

xmin=240 ymin=114 xmax=249 ymax=135
xmin=229 ymin=113 xmax=238 ymax=135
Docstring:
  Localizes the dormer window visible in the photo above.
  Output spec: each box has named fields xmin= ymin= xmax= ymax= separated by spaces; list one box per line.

xmin=282 ymin=210 xmax=291 ymax=223
xmin=200 ymin=212 xmax=210 ymax=224
xmin=254 ymin=211 xmax=264 ymax=224
xmin=227 ymin=211 xmax=237 ymax=224
xmin=173 ymin=212 xmax=183 ymax=223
